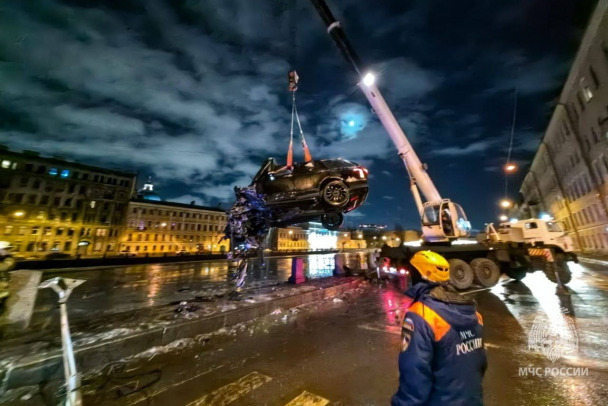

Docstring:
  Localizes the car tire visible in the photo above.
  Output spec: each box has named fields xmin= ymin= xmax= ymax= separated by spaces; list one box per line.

xmin=321 ymin=180 xmax=350 ymax=207
xmin=321 ymin=212 xmax=344 ymax=230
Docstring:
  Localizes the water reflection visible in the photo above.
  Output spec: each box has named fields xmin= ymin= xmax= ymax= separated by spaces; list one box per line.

xmin=30 ymin=253 xmax=362 ymax=330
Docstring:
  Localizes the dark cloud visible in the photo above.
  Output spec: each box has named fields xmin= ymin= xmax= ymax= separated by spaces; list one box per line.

xmin=0 ymin=0 xmax=594 ymax=229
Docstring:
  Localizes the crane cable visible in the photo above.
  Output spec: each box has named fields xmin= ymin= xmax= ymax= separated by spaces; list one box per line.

xmin=285 ymin=0 xmax=312 ymax=166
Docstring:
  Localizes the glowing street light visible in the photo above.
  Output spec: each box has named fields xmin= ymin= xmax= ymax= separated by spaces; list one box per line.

xmin=348 ymin=120 xmax=355 ymax=127
xmin=160 ymin=222 xmax=167 ymax=227
xmin=504 ymin=163 xmax=517 ymax=173
xmin=499 ymin=215 xmax=508 ymax=222
xmin=500 ymin=199 xmax=512 ymax=209
xmin=382 ymin=236 xmax=387 ymax=240
xmin=288 ymin=230 xmax=293 ymax=235
xmin=362 ymin=72 xmax=376 ymax=87
xmin=13 ymin=211 xmax=25 ymax=217
xmin=395 ymin=237 xmax=400 ymax=241
xmin=357 ymin=234 xmax=363 ymax=239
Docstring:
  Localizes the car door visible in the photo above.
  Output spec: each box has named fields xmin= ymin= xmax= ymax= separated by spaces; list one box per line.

xmin=292 ymin=162 xmax=319 ymax=193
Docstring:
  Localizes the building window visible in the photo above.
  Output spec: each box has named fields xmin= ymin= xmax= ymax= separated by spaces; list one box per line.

xmin=67 ymin=228 xmax=75 ymax=236
xmin=31 ymin=227 xmax=39 ymax=235
xmin=90 ymin=200 xmax=96 ymax=209
xmin=96 ymin=228 xmax=107 ymax=237
xmin=4 ymin=225 xmax=13 ymax=235
xmin=44 ymin=227 xmax=52 ymax=236
xmin=64 ymin=241 xmax=72 ymax=251
xmin=1 ymin=160 xmax=10 ymax=168
xmin=60 ymin=169 xmax=70 ymax=178
xmin=18 ymin=226 xmax=27 ymax=235
xmin=56 ymin=228 xmax=64 ymax=236
xmin=40 ymin=195 xmax=49 ymax=205
xmin=135 ymin=246 xmax=140 ymax=251
xmin=49 ymin=167 xmax=58 ymax=176
xmin=128 ymin=234 xmax=132 ymax=241
xmin=26 ymin=242 xmax=35 ymax=252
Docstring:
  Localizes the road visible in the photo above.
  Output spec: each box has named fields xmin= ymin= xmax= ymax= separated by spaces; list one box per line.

xmin=30 ymin=253 xmax=343 ymax=331
xmin=50 ymin=259 xmax=608 ymax=406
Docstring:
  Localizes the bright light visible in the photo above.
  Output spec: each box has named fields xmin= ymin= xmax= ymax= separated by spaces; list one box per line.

xmin=382 ymin=236 xmax=387 ymax=240
xmin=500 ymin=199 xmax=512 ymax=208
xmin=357 ymin=234 xmax=363 ymax=239
xmin=540 ymin=213 xmax=553 ymax=221
xmin=161 ymin=222 xmax=167 ymax=227
xmin=451 ymin=239 xmax=478 ymax=245
xmin=395 ymin=237 xmax=400 ymax=241
xmin=343 ymin=233 xmax=348 ymax=237
xmin=373 ymin=236 xmax=377 ymax=240
xmin=308 ymin=231 xmax=338 ymax=250
xmin=403 ymin=239 xmax=422 ymax=247
xmin=13 ymin=211 xmax=25 ymax=217
xmin=499 ymin=215 xmax=508 ymax=222
xmin=362 ymin=72 xmax=375 ymax=87
xmin=348 ymin=120 xmax=355 ymax=127
xmin=399 ymin=269 xmax=407 ymax=275
xmin=504 ymin=163 xmax=517 ymax=173
xmin=509 ymin=218 xmax=518 ymax=224
xmin=288 ymin=230 xmax=293 ymax=235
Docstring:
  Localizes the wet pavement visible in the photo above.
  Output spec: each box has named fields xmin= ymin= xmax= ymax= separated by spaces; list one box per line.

xmin=29 ymin=254 xmax=341 ymax=331
xmin=4 ymin=260 xmax=606 ymax=405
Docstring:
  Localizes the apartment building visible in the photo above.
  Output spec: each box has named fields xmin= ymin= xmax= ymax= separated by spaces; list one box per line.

xmin=121 ymin=199 xmax=229 ymax=254
xmin=0 ymin=146 xmax=135 ymax=257
xmin=519 ymin=0 xmax=608 ymax=253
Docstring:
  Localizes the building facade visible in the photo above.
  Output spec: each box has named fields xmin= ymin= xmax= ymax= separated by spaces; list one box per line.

xmin=121 ymin=199 xmax=229 ymax=254
xmin=519 ymin=0 xmax=608 ymax=254
xmin=0 ymin=146 xmax=135 ymax=257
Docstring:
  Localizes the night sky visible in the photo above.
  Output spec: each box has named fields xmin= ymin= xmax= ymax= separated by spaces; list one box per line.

xmin=0 ymin=0 xmax=597 ymax=230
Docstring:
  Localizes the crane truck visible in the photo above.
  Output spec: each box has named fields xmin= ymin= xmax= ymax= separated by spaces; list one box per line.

xmin=308 ymin=0 xmax=576 ymax=289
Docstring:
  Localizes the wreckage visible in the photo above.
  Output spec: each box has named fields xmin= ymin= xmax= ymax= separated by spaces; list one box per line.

xmin=224 ymin=157 xmax=369 ymax=250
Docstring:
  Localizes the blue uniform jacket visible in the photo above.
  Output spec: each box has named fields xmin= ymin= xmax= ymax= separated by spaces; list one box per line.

xmin=392 ymin=283 xmax=487 ymax=406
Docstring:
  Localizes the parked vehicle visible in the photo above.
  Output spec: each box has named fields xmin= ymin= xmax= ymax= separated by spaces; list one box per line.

xmin=44 ymin=252 xmax=73 ymax=260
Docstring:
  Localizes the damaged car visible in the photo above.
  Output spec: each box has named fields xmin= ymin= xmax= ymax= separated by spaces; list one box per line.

xmin=252 ymin=158 xmax=368 ymax=229
xmin=224 ymin=157 xmax=369 ymax=250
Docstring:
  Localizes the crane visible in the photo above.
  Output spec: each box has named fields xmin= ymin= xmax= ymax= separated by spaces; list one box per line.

xmin=308 ymin=0 xmax=471 ymax=242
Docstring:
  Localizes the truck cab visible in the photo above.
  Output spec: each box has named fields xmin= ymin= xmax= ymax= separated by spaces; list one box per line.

xmin=489 ymin=219 xmax=574 ymax=253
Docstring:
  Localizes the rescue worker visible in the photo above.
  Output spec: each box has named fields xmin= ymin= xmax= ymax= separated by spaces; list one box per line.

xmin=392 ymin=250 xmax=486 ymax=406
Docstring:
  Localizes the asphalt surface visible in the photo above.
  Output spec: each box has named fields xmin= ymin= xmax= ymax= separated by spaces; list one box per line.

xmin=5 ymin=259 xmax=607 ymax=405
xmin=29 ymin=254 xmax=339 ymax=331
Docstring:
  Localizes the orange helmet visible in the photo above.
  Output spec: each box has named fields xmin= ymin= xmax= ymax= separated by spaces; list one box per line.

xmin=410 ymin=251 xmax=450 ymax=283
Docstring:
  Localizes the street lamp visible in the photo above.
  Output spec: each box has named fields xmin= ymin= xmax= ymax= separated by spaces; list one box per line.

xmin=500 ymin=199 xmax=512 ymax=209
xmin=382 ymin=236 xmax=387 ymax=241
xmin=499 ymin=215 xmax=508 ymax=222
xmin=504 ymin=163 xmax=517 ymax=173
xmin=288 ymin=230 xmax=293 ymax=235
xmin=160 ymin=222 xmax=167 ymax=227
xmin=357 ymin=234 xmax=363 ymax=239
xmin=13 ymin=210 xmax=25 ymax=217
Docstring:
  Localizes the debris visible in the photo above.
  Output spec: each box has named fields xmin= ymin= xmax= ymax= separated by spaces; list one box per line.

xmin=270 ymin=308 xmax=283 ymax=315
xmin=174 ymin=301 xmax=200 ymax=315
xmin=333 ymin=298 xmax=343 ymax=303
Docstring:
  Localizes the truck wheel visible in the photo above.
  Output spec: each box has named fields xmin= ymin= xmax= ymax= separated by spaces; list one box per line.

xmin=543 ymin=262 xmax=572 ymax=284
xmin=322 ymin=180 xmax=350 ymax=207
xmin=0 ymin=256 xmax=16 ymax=272
xmin=448 ymin=259 xmax=474 ymax=290
xmin=471 ymin=258 xmax=500 ymax=287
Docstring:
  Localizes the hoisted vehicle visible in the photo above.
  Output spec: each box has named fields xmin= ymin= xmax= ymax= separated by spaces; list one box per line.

xmin=307 ymin=0 xmax=576 ymax=289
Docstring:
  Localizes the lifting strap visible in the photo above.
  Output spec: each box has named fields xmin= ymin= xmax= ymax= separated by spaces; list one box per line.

xmin=287 ymin=70 xmax=312 ymax=166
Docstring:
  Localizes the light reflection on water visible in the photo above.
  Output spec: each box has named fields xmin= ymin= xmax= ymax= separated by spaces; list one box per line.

xmin=32 ymin=253 xmax=364 ymax=328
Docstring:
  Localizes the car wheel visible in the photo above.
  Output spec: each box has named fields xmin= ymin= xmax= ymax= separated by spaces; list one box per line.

xmin=322 ymin=180 xmax=350 ymax=207
xmin=321 ymin=213 xmax=344 ymax=230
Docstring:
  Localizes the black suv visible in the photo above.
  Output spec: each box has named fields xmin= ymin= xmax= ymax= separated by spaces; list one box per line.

xmin=251 ymin=157 xmax=368 ymax=229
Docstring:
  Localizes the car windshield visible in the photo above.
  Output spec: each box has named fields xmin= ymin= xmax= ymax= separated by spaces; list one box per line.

xmin=321 ymin=159 xmax=353 ymax=169
xmin=546 ymin=221 xmax=563 ymax=233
